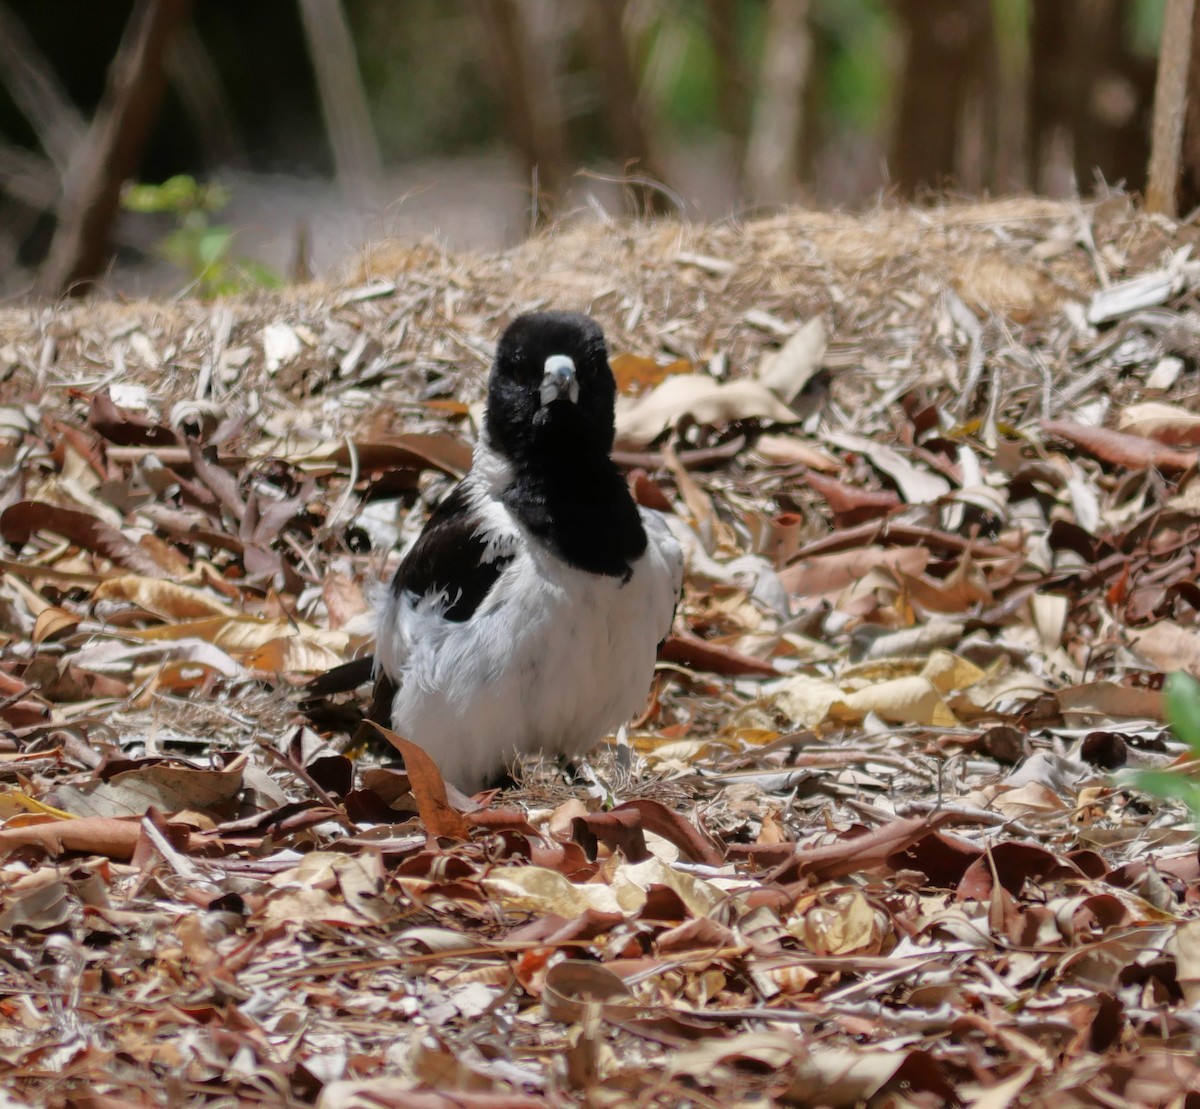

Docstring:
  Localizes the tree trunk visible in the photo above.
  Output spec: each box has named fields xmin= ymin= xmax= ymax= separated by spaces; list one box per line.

xmin=36 ymin=0 xmax=194 ymax=298
xmin=475 ymin=0 xmax=570 ymax=225
xmin=582 ymin=0 xmax=672 ymax=215
xmin=1030 ymin=0 xmax=1153 ymax=196
xmin=744 ymin=0 xmax=810 ymax=208
xmin=889 ymin=0 xmax=995 ymax=195
xmin=1179 ymin=3 xmax=1200 ymax=212
xmin=704 ymin=0 xmax=750 ymax=167
xmin=992 ymin=0 xmax=1030 ymax=193
xmin=297 ymin=0 xmax=381 ymax=204
xmin=1147 ymin=0 xmax=1198 ymax=214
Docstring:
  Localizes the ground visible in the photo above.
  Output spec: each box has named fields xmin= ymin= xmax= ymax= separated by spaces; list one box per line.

xmin=2 ymin=196 xmax=1200 ymax=1106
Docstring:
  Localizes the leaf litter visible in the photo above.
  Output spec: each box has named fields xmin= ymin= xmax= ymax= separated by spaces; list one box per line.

xmin=2 ymin=197 xmax=1200 ymax=1105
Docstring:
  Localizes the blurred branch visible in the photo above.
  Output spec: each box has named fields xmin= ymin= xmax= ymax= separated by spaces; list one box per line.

xmin=0 ymin=141 xmax=58 ymax=210
xmin=36 ymin=0 xmax=193 ymax=298
xmin=297 ymin=0 xmax=382 ymax=204
xmin=1147 ymin=0 xmax=1196 ymax=215
xmin=582 ymin=0 xmax=672 ymax=216
xmin=168 ymin=22 xmax=242 ymax=169
xmin=745 ymin=0 xmax=810 ymax=208
xmin=475 ymin=0 xmax=569 ymax=224
xmin=0 ymin=1 xmax=86 ymax=174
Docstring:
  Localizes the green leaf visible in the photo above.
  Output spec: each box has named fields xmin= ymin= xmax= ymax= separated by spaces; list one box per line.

xmin=195 ymin=225 xmax=234 ymax=269
xmin=1166 ymin=671 xmax=1200 ymax=755
xmin=121 ymin=175 xmax=229 ymax=216
xmin=233 ymin=259 xmax=284 ymax=289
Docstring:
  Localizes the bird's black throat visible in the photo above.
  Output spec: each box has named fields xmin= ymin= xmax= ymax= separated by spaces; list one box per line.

xmin=501 ymin=449 xmax=647 ymax=580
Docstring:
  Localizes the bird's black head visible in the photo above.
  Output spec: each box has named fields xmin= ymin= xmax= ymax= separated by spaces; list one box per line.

xmin=485 ymin=311 xmax=616 ymax=466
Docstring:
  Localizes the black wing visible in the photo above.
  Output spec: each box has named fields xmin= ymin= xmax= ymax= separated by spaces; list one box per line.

xmin=390 ymin=481 xmax=516 ymax=622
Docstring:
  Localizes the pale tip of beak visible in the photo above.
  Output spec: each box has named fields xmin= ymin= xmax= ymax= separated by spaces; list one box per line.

xmin=540 ymin=354 xmax=579 ymax=405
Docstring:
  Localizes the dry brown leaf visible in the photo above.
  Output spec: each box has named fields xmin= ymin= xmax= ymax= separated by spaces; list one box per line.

xmin=1117 ymin=401 xmax=1200 ymax=446
xmin=1056 ymin=681 xmax=1164 ymax=723
xmin=51 ymin=754 xmax=247 ymax=819
xmin=1042 ymin=419 xmax=1199 ymax=472
xmin=754 ymin=433 xmax=840 ymax=471
xmin=361 ymin=720 xmax=470 ymax=839
xmin=839 ymin=675 xmax=958 ymax=727
xmin=1128 ymin=621 xmax=1200 ymax=675
xmin=659 ymin=632 xmax=778 ymax=676
xmin=609 ymin=352 xmax=692 ymax=395
xmin=32 ymin=606 xmax=80 ymax=644
xmin=0 ymin=501 xmax=167 ymax=577
xmin=615 ymin=375 xmax=798 ymax=446
xmin=756 ymin=317 xmax=827 ymax=403
xmin=779 ymin=546 xmax=929 ymax=597
xmin=0 ymin=815 xmax=146 ymax=860
xmin=791 ymin=813 xmax=959 ymax=880
xmin=93 ymin=575 xmax=238 ymax=620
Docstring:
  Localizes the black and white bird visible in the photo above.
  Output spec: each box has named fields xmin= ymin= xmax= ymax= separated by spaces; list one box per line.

xmin=372 ymin=311 xmax=683 ymax=794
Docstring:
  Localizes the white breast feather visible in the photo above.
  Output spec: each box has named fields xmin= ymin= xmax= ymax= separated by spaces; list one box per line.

xmin=375 ymin=498 xmax=682 ymax=794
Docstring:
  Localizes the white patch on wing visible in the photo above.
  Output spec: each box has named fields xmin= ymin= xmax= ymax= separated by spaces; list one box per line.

xmin=470 ymin=426 xmax=514 ymax=495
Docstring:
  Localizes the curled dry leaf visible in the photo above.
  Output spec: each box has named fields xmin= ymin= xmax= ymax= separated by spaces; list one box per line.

xmin=615 ymin=375 xmax=798 ymax=447
xmin=93 ymin=575 xmax=237 ymax=620
xmin=779 ymin=545 xmax=929 ymax=598
xmin=754 ymin=433 xmax=840 ymax=471
xmin=0 ymin=815 xmax=155 ymax=860
xmin=659 ymin=633 xmax=778 ymax=677
xmin=610 ymin=352 xmax=693 ymax=395
xmin=1042 ymin=419 xmax=1199 ymax=472
xmin=803 ymin=470 xmax=901 ymax=525
xmin=782 ymin=813 xmax=959 ymax=881
xmin=359 ymin=720 xmax=470 ymax=840
xmin=1 ymin=501 xmax=167 ymax=577
xmin=756 ymin=317 xmax=827 ymax=404
xmin=1118 ymin=402 xmax=1200 ymax=446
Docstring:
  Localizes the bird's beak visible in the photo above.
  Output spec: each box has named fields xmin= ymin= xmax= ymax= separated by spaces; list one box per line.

xmin=540 ymin=355 xmax=579 ymax=406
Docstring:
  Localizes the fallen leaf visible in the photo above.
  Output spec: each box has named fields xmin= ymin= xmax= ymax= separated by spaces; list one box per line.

xmin=610 ymin=352 xmax=692 ymax=395
xmin=0 ymin=815 xmax=147 ymax=860
xmin=360 ymin=721 xmax=470 ymax=840
xmin=615 ymin=375 xmax=798 ymax=447
xmin=1 ymin=501 xmax=166 ymax=577
xmin=1042 ymin=419 xmax=1198 ymax=472
xmin=1118 ymin=401 xmax=1200 ymax=446
xmin=756 ymin=317 xmax=827 ymax=403
xmin=779 ymin=546 xmax=929 ymax=597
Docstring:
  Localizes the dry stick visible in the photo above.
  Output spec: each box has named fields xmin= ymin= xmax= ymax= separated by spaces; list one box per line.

xmin=1146 ymin=0 xmax=1197 ymax=216
xmin=36 ymin=0 xmax=193 ymax=297
xmin=296 ymin=0 xmax=382 ymax=205
xmin=0 ymin=0 xmax=86 ymax=174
